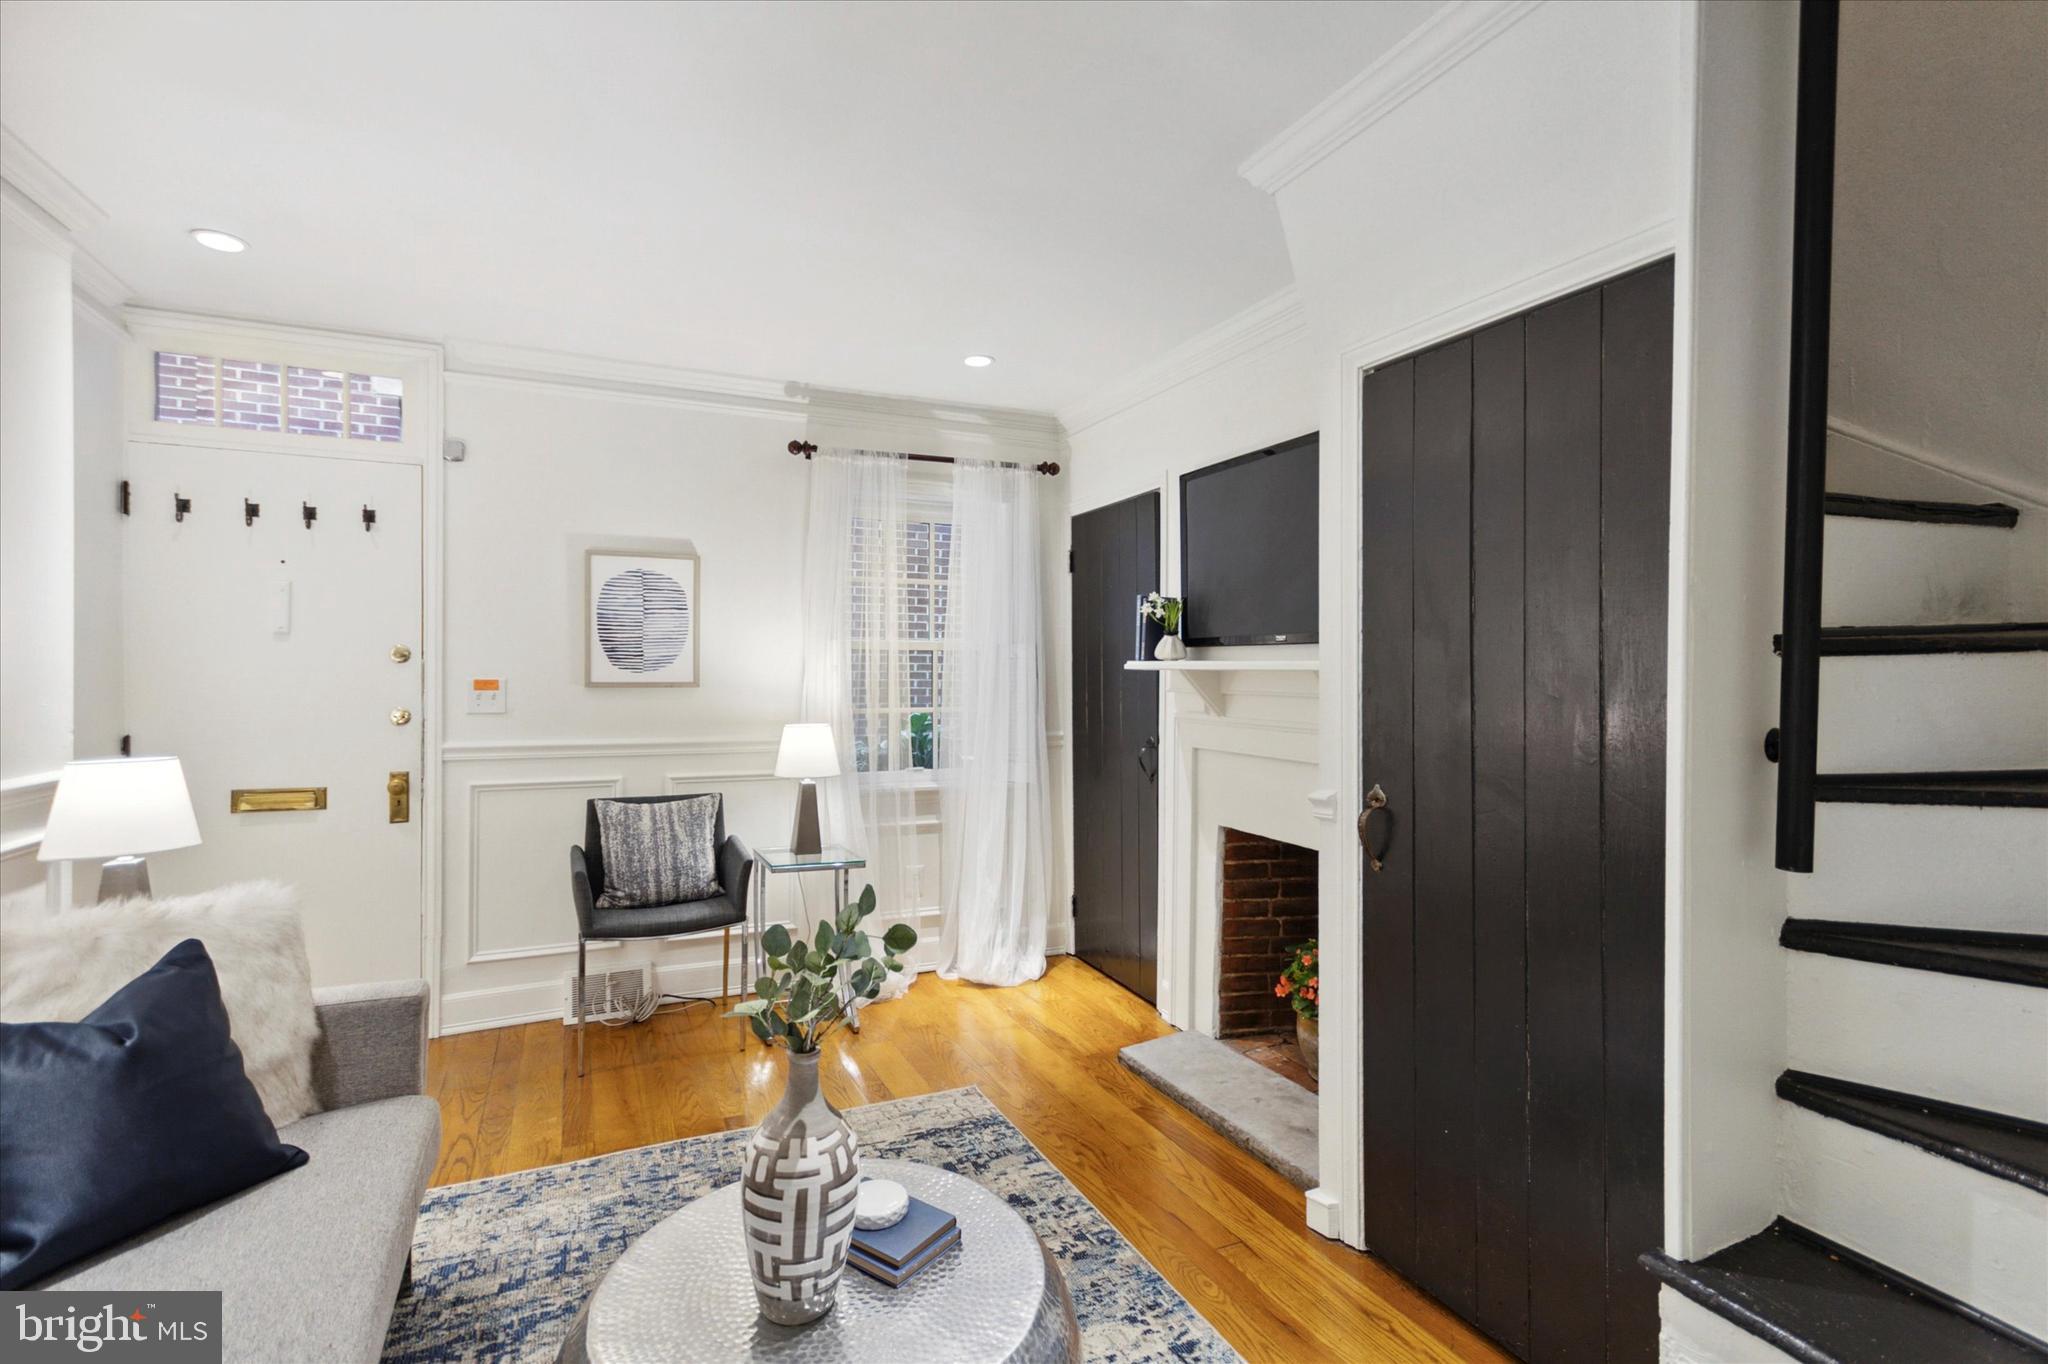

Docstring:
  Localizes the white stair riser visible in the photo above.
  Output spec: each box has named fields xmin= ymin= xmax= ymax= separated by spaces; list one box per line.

xmin=1658 ymin=1288 xmax=1802 ymax=1364
xmin=1791 ymin=804 xmax=2048 ymax=933
xmin=1817 ymin=652 xmax=2048 ymax=770
xmin=1823 ymin=516 xmax=2048 ymax=627
xmin=1778 ymin=1104 xmax=2048 ymax=1340
xmin=1785 ymin=953 xmax=2048 ymax=1121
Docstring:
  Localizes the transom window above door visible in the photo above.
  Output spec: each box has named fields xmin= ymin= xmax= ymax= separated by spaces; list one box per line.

xmin=153 ymin=351 xmax=404 ymax=442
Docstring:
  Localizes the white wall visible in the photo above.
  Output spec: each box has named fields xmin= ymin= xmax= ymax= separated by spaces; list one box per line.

xmin=72 ymin=297 xmax=125 ymax=761
xmin=435 ymin=367 xmax=1069 ymax=1032
xmin=0 ymin=187 xmax=76 ymax=909
xmin=1237 ymin=0 xmax=1691 ymax=1250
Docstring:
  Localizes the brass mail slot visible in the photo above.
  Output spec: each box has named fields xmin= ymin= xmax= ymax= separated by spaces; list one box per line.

xmin=230 ymin=786 xmax=328 ymax=814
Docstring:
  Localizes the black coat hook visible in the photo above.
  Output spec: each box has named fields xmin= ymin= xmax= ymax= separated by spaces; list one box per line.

xmin=174 ymin=493 xmax=192 ymax=523
xmin=244 ymin=498 xmax=261 ymax=526
xmin=302 ymin=502 xmax=318 ymax=529
xmin=361 ymin=505 xmax=377 ymax=532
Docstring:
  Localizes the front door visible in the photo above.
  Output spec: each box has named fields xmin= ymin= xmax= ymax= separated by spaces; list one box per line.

xmin=1070 ymin=492 xmax=1161 ymax=1002
xmin=1360 ymin=259 xmax=1672 ymax=1362
xmin=122 ymin=444 xmax=424 ymax=987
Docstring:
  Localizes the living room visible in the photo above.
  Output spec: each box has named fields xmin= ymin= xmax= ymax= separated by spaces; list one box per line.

xmin=3 ymin=3 xmax=2043 ymax=1364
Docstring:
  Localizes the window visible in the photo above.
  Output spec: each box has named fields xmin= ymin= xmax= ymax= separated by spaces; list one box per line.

xmin=154 ymin=351 xmax=404 ymax=442
xmin=850 ymin=512 xmax=951 ymax=774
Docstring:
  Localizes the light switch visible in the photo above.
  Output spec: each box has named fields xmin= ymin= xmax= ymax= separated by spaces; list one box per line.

xmin=467 ymin=677 xmax=507 ymax=714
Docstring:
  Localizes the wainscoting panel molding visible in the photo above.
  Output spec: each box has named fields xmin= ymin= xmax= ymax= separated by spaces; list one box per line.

xmin=465 ymin=776 xmax=625 ymax=963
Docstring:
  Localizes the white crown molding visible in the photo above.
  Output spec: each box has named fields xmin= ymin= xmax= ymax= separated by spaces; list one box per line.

xmin=0 ymin=125 xmax=107 ymax=236
xmin=793 ymin=384 xmax=1064 ymax=456
xmin=125 ymin=305 xmax=445 ymax=364
xmin=1238 ymin=0 xmax=1542 ymax=195
xmin=1056 ymin=286 xmax=1308 ymax=437
xmin=69 ymin=246 xmax=132 ymax=315
xmin=445 ymin=338 xmax=802 ymax=419
xmin=441 ymin=735 xmax=784 ymax=764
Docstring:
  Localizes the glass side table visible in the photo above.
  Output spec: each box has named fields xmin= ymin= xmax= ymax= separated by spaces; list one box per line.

xmin=751 ymin=845 xmax=870 ymax=1035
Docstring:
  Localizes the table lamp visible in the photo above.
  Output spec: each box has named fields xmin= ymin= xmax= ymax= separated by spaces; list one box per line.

xmin=774 ymin=723 xmax=840 ymax=856
xmin=36 ymin=756 xmax=202 ymax=901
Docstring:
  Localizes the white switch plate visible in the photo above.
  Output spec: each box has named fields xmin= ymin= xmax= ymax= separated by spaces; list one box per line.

xmin=270 ymin=579 xmax=292 ymax=635
xmin=467 ymin=677 xmax=507 ymax=714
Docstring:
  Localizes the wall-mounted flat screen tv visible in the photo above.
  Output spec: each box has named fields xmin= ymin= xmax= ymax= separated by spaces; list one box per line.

xmin=1179 ymin=433 xmax=1318 ymax=646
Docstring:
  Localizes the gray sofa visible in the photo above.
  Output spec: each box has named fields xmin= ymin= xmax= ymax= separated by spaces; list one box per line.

xmin=39 ymin=980 xmax=441 ymax=1364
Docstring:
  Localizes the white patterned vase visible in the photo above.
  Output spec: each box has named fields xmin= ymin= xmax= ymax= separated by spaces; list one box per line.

xmin=1153 ymin=632 xmax=1186 ymax=661
xmin=742 ymin=1048 xmax=860 ymax=1326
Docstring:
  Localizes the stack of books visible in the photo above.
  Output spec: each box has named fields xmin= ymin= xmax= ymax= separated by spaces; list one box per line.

xmin=846 ymin=1196 xmax=961 ymax=1287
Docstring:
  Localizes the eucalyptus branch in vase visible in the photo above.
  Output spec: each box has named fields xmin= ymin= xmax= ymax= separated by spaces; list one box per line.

xmin=729 ymin=884 xmax=916 ymax=1052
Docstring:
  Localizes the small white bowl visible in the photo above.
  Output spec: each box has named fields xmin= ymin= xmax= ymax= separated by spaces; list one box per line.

xmin=854 ymin=1178 xmax=908 ymax=1230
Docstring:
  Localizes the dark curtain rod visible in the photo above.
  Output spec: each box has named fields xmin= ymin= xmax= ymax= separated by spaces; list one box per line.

xmin=788 ymin=440 xmax=1061 ymax=476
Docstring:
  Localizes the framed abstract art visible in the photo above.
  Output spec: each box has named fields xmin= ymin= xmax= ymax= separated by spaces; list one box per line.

xmin=585 ymin=549 xmax=700 ymax=687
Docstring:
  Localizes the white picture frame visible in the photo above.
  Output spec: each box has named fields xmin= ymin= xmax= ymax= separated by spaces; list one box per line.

xmin=585 ymin=549 xmax=700 ymax=687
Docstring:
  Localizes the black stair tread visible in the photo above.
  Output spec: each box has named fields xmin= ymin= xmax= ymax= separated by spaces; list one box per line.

xmin=1774 ymin=623 xmax=2048 ymax=655
xmin=1814 ymin=770 xmax=2048 ymax=809
xmin=1643 ymin=1219 xmax=2048 ymax=1364
xmin=1780 ymin=919 xmax=2048 ymax=988
xmin=1777 ymin=1069 xmax=2048 ymax=1192
xmin=1825 ymin=491 xmax=2021 ymax=528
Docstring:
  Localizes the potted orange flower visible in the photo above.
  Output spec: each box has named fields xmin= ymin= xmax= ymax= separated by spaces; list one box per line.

xmin=1274 ymin=940 xmax=1319 ymax=1078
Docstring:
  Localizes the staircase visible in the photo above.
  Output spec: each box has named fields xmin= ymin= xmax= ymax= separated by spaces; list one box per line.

xmin=1649 ymin=491 xmax=2048 ymax=1363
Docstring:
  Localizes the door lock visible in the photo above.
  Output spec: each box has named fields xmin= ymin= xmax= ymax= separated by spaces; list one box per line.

xmin=389 ymin=708 xmax=412 ymax=726
xmin=387 ymin=771 xmax=411 ymax=823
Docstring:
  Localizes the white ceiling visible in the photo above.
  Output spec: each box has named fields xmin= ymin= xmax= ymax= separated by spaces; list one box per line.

xmin=0 ymin=0 xmax=1441 ymax=413
xmin=1832 ymin=0 xmax=2047 ymax=501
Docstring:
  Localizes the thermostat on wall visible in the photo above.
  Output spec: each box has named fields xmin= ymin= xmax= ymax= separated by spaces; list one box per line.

xmin=467 ymin=677 xmax=507 ymax=714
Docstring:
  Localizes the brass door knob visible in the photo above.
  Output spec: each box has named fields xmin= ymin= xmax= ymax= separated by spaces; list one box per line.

xmin=390 ymin=708 xmax=413 ymax=726
xmin=390 ymin=645 xmax=412 ymax=663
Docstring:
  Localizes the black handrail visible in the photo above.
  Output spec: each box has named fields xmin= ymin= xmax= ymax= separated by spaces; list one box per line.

xmin=1775 ymin=0 xmax=1840 ymax=873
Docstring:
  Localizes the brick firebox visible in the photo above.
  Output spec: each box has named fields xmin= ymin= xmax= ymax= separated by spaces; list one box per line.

xmin=1217 ymin=828 xmax=1318 ymax=1036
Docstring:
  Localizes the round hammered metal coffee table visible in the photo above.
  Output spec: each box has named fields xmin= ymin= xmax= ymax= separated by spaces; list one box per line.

xmin=555 ymin=1159 xmax=1080 ymax=1364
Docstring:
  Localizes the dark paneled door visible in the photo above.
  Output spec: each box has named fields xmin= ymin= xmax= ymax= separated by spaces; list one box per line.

xmin=1071 ymin=492 xmax=1161 ymax=1003
xmin=1360 ymin=259 xmax=1672 ymax=1363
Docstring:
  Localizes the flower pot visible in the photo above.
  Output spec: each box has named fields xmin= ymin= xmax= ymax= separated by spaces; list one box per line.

xmin=1153 ymin=633 xmax=1187 ymax=661
xmin=1295 ymin=1015 xmax=1320 ymax=1079
xmin=742 ymin=1049 xmax=860 ymax=1324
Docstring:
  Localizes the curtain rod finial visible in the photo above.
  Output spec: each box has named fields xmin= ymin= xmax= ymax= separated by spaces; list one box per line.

xmin=790 ymin=440 xmax=818 ymax=458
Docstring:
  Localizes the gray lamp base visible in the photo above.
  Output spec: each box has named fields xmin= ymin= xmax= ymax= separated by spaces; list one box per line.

xmin=789 ymin=779 xmax=822 ymax=856
xmin=98 ymin=855 xmax=153 ymax=902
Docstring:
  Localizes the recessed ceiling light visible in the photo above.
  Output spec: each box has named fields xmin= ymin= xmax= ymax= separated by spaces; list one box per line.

xmin=963 ymin=354 xmax=994 ymax=368
xmin=190 ymin=228 xmax=247 ymax=253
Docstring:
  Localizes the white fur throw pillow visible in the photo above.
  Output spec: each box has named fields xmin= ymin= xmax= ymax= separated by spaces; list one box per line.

xmin=0 ymin=880 xmax=320 ymax=1128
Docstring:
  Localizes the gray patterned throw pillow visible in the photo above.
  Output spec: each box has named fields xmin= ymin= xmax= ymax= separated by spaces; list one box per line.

xmin=594 ymin=797 xmax=722 ymax=909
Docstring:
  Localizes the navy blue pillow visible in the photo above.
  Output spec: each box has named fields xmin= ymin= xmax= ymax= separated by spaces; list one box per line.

xmin=0 ymin=938 xmax=308 ymax=1287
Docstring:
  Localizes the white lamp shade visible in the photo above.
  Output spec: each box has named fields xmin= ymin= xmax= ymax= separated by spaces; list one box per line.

xmin=36 ymin=757 xmax=202 ymax=862
xmin=773 ymin=723 xmax=841 ymax=779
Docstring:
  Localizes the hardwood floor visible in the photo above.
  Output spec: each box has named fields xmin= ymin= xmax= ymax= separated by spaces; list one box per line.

xmin=426 ymin=956 xmax=1511 ymax=1364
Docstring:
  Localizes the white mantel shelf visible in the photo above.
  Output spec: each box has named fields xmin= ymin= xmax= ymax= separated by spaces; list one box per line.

xmin=1124 ymin=659 xmax=1319 ymax=714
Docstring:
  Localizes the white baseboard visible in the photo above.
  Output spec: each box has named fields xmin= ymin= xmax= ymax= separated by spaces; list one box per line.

xmin=1303 ymin=1186 xmax=1343 ymax=1239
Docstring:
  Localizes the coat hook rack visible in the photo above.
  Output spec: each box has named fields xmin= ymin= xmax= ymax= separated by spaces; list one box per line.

xmin=118 ymin=479 xmax=131 ymax=516
xmin=361 ymin=505 xmax=377 ymax=532
xmin=174 ymin=493 xmax=192 ymax=523
xmin=302 ymin=502 xmax=318 ymax=529
xmin=244 ymin=498 xmax=261 ymax=527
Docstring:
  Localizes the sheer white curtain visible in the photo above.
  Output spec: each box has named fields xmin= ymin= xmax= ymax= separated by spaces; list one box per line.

xmin=938 ymin=460 xmax=1054 ymax=986
xmin=796 ymin=449 xmax=921 ymax=999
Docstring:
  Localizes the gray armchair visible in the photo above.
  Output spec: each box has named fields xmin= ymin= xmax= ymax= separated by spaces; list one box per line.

xmin=569 ymin=793 xmax=753 ymax=1074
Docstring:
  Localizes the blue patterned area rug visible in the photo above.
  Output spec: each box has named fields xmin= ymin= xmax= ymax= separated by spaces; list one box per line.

xmin=382 ymin=1085 xmax=1239 ymax=1364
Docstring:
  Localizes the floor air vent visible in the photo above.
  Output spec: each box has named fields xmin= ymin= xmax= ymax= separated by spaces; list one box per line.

xmin=563 ymin=964 xmax=654 ymax=1025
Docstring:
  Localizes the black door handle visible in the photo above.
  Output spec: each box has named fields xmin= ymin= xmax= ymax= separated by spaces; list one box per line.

xmin=1137 ymin=737 xmax=1158 ymax=780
